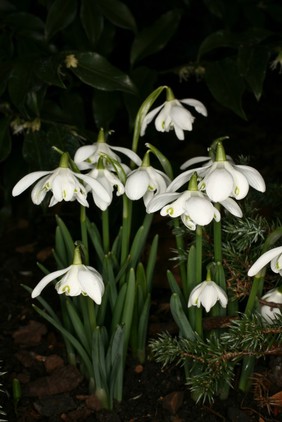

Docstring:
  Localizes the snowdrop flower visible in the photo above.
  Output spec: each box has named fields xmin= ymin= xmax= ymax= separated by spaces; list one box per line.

xmin=74 ymin=128 xmax=141 ymax=171
xmin=248 ymin=246 xmax=282 ymax=277
xmin=87 ymin=167 xmax=125 ymax=210
xmin=149 ymin=171 xmax=243 ymax=219
xmin=12 ymin=153 xmax=111 ymax=208
xmin=147 ymin=173 xmax=220 ymax=230
xmin=168 ymin=142 xmax=266 ymax=203
xmin=125 ymin=152 xmax=171 ymax=207
xmin=188 ymin=280 xmax=228 ymax=313
xmin=32 ymin=247 xmax=104 ymax=304
xmin=140 ymin=87 xmax=207 ymax=140
xmin=260 ymin=287 xmax=282 ymax=324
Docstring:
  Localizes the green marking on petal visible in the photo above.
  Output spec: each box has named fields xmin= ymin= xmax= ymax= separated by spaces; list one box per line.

xmin=167 ymin=207 xmax=174 ymax=216
xmin=234 ymin=186 xmax=240 ymax=196
xmin=62 ymin=285 xmax=70 ymax=294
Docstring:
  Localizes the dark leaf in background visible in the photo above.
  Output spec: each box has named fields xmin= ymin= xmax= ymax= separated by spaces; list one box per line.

xmin=130 ymin=9 xmax=182 ymax=65
xmin=92 ymin=90 xmax=121 ymax=131
xmin=205 ymin=58 xmax=246 ymax=119
xmin=96 ymin=0 xmax=137 ymax=32
xmin=35 ymin=55 xmax=66 ymax=88
xmin=238 ymin=45 xmax=270 ymax=101
xmin=8 ymin=61 xmax=34 ymax=108
xmin=197 ymin=30 xmax=236 ymax=60
xmin=0 ymin=117 xmax=12 ymax=162
xmin=45 ymin=0 xmax=77 ymax=40
xmin=70 ymin=52 xmax=137 ymax=94
xmin=80 ymin=0 xmax=104 ymax=46
xmin=4 ymin=12 xmax=45 ymax=34
xmin=23 ymin=127 xmax=81 ymax=170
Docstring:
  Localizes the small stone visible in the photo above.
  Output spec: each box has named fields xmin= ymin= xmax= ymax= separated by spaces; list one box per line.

xmin=44 ymin=354 xmax=64 ymax=373
xmin=25 ymin=365 xmax=83 ymax=397
xmin=162 ymin=391 xmax=184 ymax=414
xmin=134 ymin=364 xmax=144 ymax=374
xmin=33 ymin=393 xmax=76 ymax=417
xmin=13 ymin=320 xmax=47 ymax=346
xmin=85 ymin=394 xmax=102 ymax=411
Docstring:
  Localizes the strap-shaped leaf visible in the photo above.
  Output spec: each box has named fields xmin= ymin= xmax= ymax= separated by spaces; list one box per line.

xmin=97 ymin=0 xmax=136 ymax=32
xmin=70 ymin=52 xmax=137 ymax=94
xmin=45 ymin=0 xmax=77 ymax=40
xmin=167 ymin=270 xmax=186 ymax=311
xmin=55 ymin=215 xmax=75 ymax=264
xmin=0 ymin=117 xmax=11 ymax=162
xmin=130 ymin=9 xmax=181 ymax=65
xmin=146 ymin=234 xmax=158 ymax=292
xmin=146 ymin=142 xmax=173 ymax=180
xmin=137 ymin=293 xmax=151 ymax=363
xmin=80 ymin=0 xmax=104 ymax=45
xmin=170 ymin=293 xmax=195 ymax=340
xmin=205 ymin=58 xmax=246 ymax=119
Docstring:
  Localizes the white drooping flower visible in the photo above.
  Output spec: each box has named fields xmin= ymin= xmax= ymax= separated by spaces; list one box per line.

xmin=147 ymin=189 xmax=220 ymax=230
xmin=87 ymin=167 xmax=125 ymax=210
xmin=260 ymin=288 xmax=282 ymax=324
xmin=32 ymin=247 xmax=105 ymax=304
xmin=168 ymin=142 xmax=266 ymax=203
xmin=125 ymin=164 xmax=170 ymax=207
xmin=12 ymin=153 xmax=111 ymax=208
xmin=188 ymin=280 xmax=228 ymax=313
xmin=140 ymin=87 xmax=207 ymax=140
xmin=148 ymin=171 xmax=243 ymax=219
xmin=74 ymin=129 xmax=141 ymax=171
xmin=248 ymin=246 xmax=282 ymax=277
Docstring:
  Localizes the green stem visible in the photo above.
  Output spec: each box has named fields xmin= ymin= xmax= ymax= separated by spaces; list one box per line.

xmin=120 ymin=196 xmax=132 ymax=284
xmin=213 ymin=203 xmax=222 ymax=263
xmin=194 ymin=225 xmax=203 ymax=337
xmin=173 ymin=218 xmax=187 ymax=287
xmin=80 ymin=206 xmax=89 ymax=265
xmin=102 ymin=209 xmax=110 ymax=253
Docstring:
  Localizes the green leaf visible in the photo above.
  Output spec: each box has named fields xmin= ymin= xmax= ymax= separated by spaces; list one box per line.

xmin=92 ymin=90 xmax=121 ymax=130
xmin=55 ymin=215 xmax=75 ymax=263
xmin=205 ymin=58 xmax=247 ymax=119
xmin=197 ymin=30 xmax=235 ymax=60
xmin=170 ymin=293 xmax=195 ymax=340
xmin=4 ymin=12 xmax=45 ymax=33
xmin=146 ymin=143 xmax=173 ymax=180
xmin=238 ymin=45 xmax=270 ymax=101
xmin=45 ymin=0 xmax=77 ymax=40
xmin=35 ymin=55 xmax=66 ymax=88
xmin=130 ymin=10 xmax=182 ymax=65
xmin=121 ymin=268 xmax=135 ymax=352
xmin=97 ymin=0 xmax=136 ymax=31
xmin=80 ymin=0 xmax=104 ymax=45
xmin=0 ymin=117 xmax=11 ymax=162
xmin=145 ymin=234 xmax=158 ymax=292
xmin=70 ymin=51 xmax=137 ymax=94
xmin=8 ymin=61 xmax=34 ymax=107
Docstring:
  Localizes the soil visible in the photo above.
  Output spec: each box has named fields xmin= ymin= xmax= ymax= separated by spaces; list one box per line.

xmin=1 ymin=215 xmax=282 ymax=422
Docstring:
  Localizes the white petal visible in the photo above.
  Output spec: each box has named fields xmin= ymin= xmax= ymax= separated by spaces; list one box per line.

xmin=219 ymin=198 xmax=243 ymax=218
xmin=236 ymin=165 xmax=266 ymax=193
xmin=225 ymin=164 xmax=249 ymax=199
xmin=78 ymin=173 xmax=111 ymax=203
xmin=170 ymin=106 xmax=194 ymax=131
xmin=181 ymin=214 xmax=196 ymax=230
xmin=186 ymin=196 xmax=215 ymax=226
xmin=167 ymin=168 xmax=203 ymax=193
xmin=248 ymin=246 xmax=282 ymax=276
xmin=12 ymin=171 xmax=51 ymax=196
xmin=141 ymin=104 xmax=164 ymax=136
xmin=180 ymin=156 xmax=210 ymax=170
xmin=161 ymin=191 xmax=192 ymax=217
xmin=31 ymin=175 xmax=50 ymax=204
xmin=74 ymin=145 xmax=96 ymax=163
xmin=205 ymin=168 xmax=234 ymax=202
xmin=155 ymin=105 xmax=171 ymax=132
xmin=125 ymin=170 xmax=149 ymax=200
xmin=32 ymin=267 xmax=70 ymax=298
xmin=180 ymin=98 xmax=208 ymax=116
xmin=146 ymin=192 xmax=180 ymax=213
xmin=188 ymin=282 xmax=206 ymax=308
xmin=52 ymin=173 xmax=76 ymax=202
xmin=173 ymin=124 xmax=185 ymax=140
xmin=270 ymin=253 xmax=282 ymax=274
xmin=79 ymin=267 xmax=104 ymax=304
xmin=110 ymin=145 xmax=142 ymax=166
